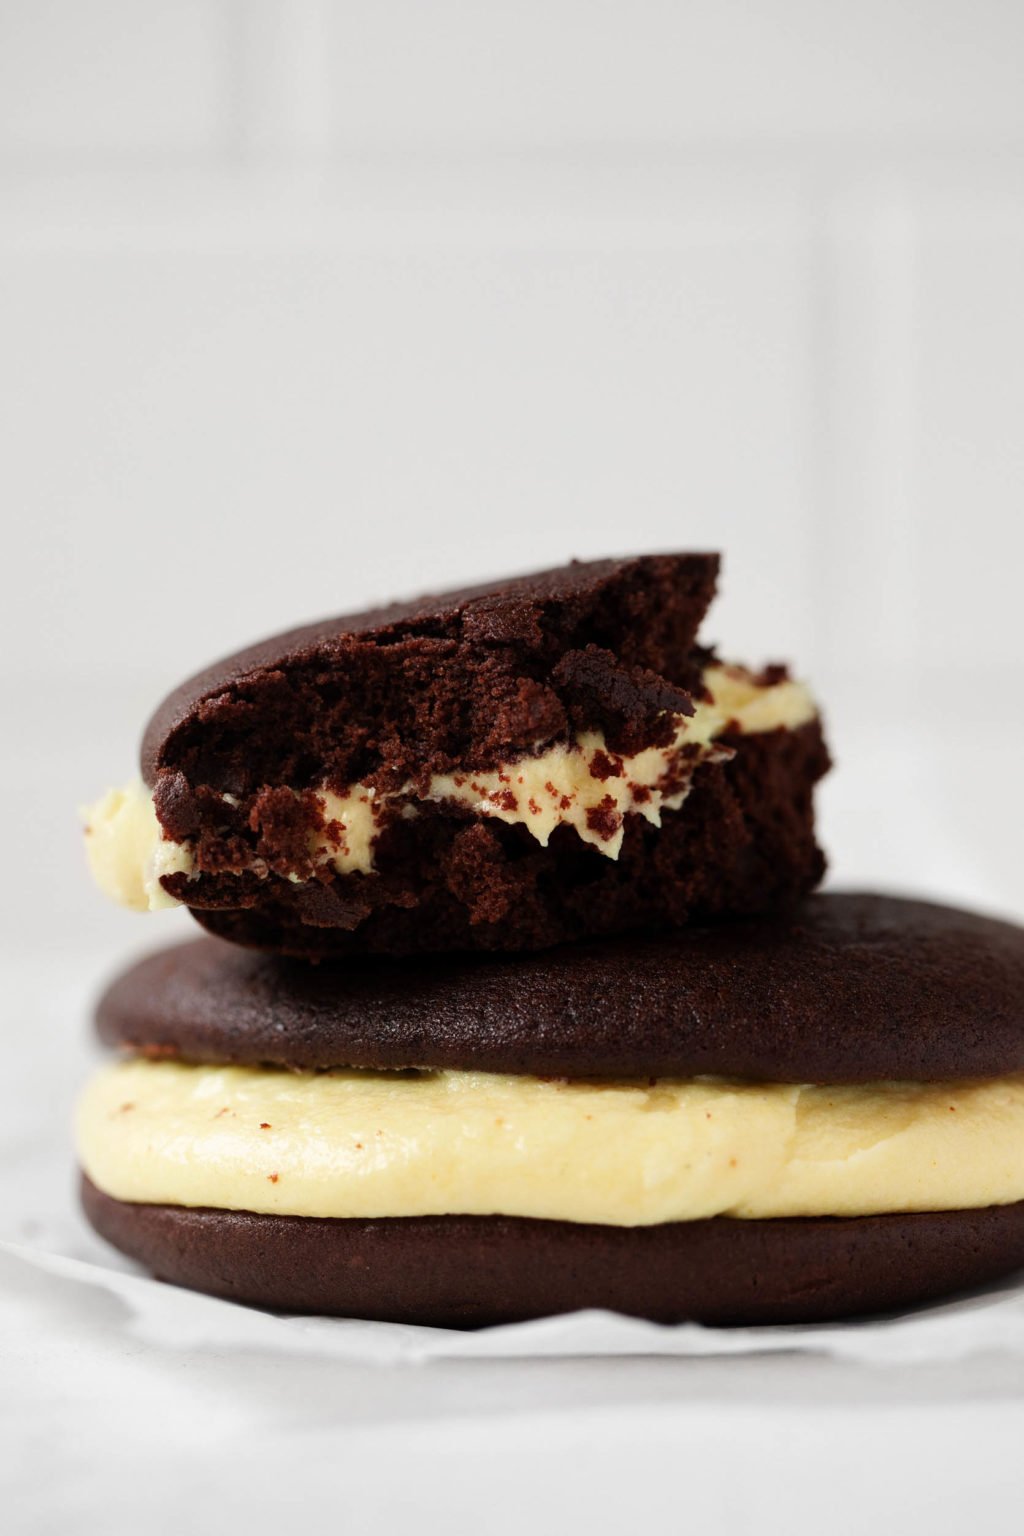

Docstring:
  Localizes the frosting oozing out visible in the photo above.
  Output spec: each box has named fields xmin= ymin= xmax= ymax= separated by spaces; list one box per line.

xmin=83 ymin=664 xmax=817 ymax=912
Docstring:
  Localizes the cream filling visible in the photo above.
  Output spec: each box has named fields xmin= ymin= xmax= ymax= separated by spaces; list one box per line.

xmin=82 ymin=785 xmax=193 ymax=912
xmin=77 ymin=1060 xmax=1024 ymax=1226
xmin=83 ymin=664 xmax=816 ymax=912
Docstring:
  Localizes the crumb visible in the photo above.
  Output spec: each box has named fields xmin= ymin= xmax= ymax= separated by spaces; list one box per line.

xmin=589 ymin=750 xmax=624 ymax=782
xmin=585 ymin=796 xmax=621 ymax=840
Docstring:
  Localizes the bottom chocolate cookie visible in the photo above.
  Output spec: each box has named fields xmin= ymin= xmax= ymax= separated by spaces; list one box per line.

xmin=81 ymin=1177 xmax=1024 ymax=1328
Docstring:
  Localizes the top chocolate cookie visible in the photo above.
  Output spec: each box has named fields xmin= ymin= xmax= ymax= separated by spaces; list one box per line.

xmin=96 ymin=895 xmax=1024 ymax=1082
xmin=143 ymin=554 xmax=719 ymax=787
xmin=84 ymin=554 xmax=828 ymax=955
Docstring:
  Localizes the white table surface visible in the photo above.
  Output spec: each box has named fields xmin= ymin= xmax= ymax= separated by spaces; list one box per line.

xmin=3 ymin=675 xmax=1023 ymax=1535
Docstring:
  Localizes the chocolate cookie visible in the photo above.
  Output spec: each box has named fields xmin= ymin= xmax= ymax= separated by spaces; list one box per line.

xmin=96 ymin=894 xmax=1024 ymax=1083
xmin=84 ymin=554 xmax=829 ymax=955
xmin=143 ymin=554 xmax=720 ymax=786
xmin=82 ymin=1178 xmax=1024 ymax=1327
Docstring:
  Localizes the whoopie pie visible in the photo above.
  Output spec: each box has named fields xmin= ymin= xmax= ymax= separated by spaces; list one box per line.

xmin=79 ymin=894 xmax=1024 ymax=1326
xmin=83 ymin=555 xmax=827 ymax=957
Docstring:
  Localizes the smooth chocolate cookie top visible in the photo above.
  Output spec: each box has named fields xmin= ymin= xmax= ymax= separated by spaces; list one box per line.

xmin=96 ymin=893 xmax=1024 ymax=1082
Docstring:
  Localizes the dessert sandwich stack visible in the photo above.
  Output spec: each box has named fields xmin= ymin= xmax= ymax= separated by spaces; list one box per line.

xmin=78 ymin=555 xmax=1024 ymax=1325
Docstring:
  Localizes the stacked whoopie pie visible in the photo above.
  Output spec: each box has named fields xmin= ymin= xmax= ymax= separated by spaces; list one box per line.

xmin=79 ymin=555 xmax=1024 ymax=1325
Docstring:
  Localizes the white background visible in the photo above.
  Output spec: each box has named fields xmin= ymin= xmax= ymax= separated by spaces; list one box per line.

xmin=1 ymin=4 xmax=1023 ymax=1531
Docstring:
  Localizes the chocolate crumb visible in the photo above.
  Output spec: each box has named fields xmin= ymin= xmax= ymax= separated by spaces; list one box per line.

xmin=590 ymin=750 xmax=624 ymax=782
xmin=756 ymin=663 xmax=790 ymax=687
xmin=585 ymin=796 xmax=621 ymax=841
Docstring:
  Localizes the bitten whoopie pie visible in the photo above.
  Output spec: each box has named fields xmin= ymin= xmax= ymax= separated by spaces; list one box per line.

xmin=83 ymin=555 xmax=828 ymax=956
xmin=78 ymin=894 xmax=1024 ymax=1327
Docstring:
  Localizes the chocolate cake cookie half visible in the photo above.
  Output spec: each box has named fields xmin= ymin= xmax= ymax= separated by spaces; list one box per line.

xmin=78 ymin=895 xmax=1024 ymax=1326
xmin=83 ymin=555 xmax=828 ymax=956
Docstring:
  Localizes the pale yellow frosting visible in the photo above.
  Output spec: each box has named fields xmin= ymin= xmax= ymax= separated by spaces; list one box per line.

xmin=77 ymin=1061 xmax=1024 ymax=1225
xmin=82 ymin=786 xmax=192 ymax=912
xmin=82 ymin=664 xmax=817 ymax=912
